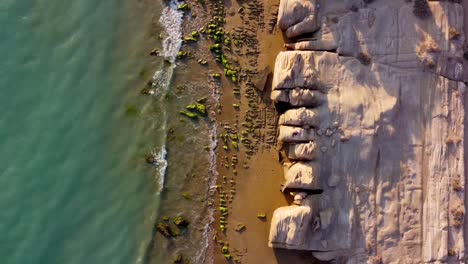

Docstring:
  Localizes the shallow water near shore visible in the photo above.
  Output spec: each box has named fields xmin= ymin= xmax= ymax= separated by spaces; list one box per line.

xmin=0 ymin=0 xmax=170 ymax=263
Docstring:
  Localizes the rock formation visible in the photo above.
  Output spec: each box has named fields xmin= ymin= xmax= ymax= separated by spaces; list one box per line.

xmin=282 ymin=161 xmax=320 ymax=191
xmin=278 ymin=0 xmax=319 ymax=38
xmin=269 ymin=0 xmax=467 ymax=263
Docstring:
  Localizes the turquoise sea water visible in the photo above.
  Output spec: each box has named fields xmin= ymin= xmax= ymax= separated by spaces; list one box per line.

xmin=0 ymin=0 xmax=166 ymax=263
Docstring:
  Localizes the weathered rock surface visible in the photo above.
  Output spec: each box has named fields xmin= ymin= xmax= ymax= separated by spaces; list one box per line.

xmin=268 ymin=196 xmax=317 ymax=248
xmin=282 ymin=161 xmax=320 ymax=191
xmin=271 ymin=49 xmax=466 ymax=263
xmin=278 ymin=107 xmax=320 ymax=127
xmin=287 ymin=141 xmax=317 ymax=161
xmin=284 ymin=2 xmax=468 ymax=82
xmin=269 ymin=1 xmax=467 ymax=262
xmin=278 ymin=0 xmax=318 ymax=38
xmin=278 ymin=125 xmax=315 ymax=142
xmin=271 ymin=89 xmax=326 ymax=106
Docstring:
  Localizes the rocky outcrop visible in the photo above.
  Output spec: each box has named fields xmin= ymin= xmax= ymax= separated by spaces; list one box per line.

xmin=284 ymin=1 xmax=467 ymax=82
xmin=268 ymin=196 xmax=317 ymax=248
xmin=278 ymin=126 xmax=316 ymax=142
xmin=278 ymin=108 xmax=320 ymax=127
xmin=278 ymin=0 xmax=319 ymax=38
xmin=269 ymin=0 xmax=466 ymax=263
xmin=287 ymin=142 xmax=316 ymax=161
xmin=282 ymin=161 xmax=320 ymax=191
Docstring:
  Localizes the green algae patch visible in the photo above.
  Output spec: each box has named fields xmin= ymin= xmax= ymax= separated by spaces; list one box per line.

xmin=179 ymin=110 xmax=198 ymax=119
xmin=221 ymin=245 xmax=231 ymax=259
xmin=257 ymin=212 xmax=267 ymax=219
xmin=171 ymin=254 xmax=183 ymax=263
xmin=235 ymin=223 xmax=246 ymax=232
xmin=177 ymin=51 xmax=190 ymax=59
xmin=231 ymin=141 xmax=238 ymax=150
xmin=173 ymin=216 xmax=190 ymax=227
xmin=156 ymin=222 xmax=174 ymax=237
xmin=191 ymin=30 xmax=200 ymax=38
xmin=197 ymin=97 xmax=207 ymax=103
xmin=125 ymin=105 xmax=139 ymax=116
xmin=185 ymin=104 xmax=197 ymax=110
xmin=195 ymin=103 xmax=207 ymax=115
xmin=183 ymin=36 xmax=198 ymax=43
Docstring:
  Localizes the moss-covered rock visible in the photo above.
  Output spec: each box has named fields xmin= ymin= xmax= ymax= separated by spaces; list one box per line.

xmin=177 ymin=51 xmax=190 ymax=59
xmin=257 ymin=212 xmax=266 ymax=219
xmin=209 ymin=43 xmax=222 ymax=52
xmin=195 ymin=103 xmax=206 ymax=115
xmin=177 ymin=3 xmax=190 ymax=11
xmin=183 ymin=36 xmax=197 ymax=42
xmin=191 ymin=31 xmax=200 ymax=37
xmin=221 ymin=245 xmax=231 ymax=259
xmin=235 ymin=223 xmax=246 ymax=232
xmin=197 ymin=97 xmax=207 ymax=103
xmin=179 ymin=110 xmax=198 ymax=119
xmin=173 ymin=216 xmax=190 ymax=227
xmin=156 ymin=222 xmax=173 ymax=237
xmin=171 ymin=254 xmax=183 ymax=263
xmin=231 ymin=141 xmax=238 ymax=150
xmin=185 ymin=104 xmax=197 ymax=110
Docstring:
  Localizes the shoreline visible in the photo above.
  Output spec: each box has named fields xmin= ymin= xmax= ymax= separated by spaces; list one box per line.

xmin=165 ymin=0 xmax=326 ymax=262
xmin=171 ymin=0 xmax=295 ymax=262
xmin=148 ymin=0 xmax=468 ymax=263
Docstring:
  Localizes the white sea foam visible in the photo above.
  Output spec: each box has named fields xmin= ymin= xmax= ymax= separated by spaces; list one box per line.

xmin=151 ymin=147 xmax=168 ymax=193
xmin=150 ymin=1 xmax=183 ymax=192
xmin=159 ymin=2 xmax=183 ymax=62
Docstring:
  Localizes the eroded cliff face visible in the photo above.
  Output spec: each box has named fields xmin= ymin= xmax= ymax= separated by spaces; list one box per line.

xmin=268 ymin=1 xmax=467 ymax=263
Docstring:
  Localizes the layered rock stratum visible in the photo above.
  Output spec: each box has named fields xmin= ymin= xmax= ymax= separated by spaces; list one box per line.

xmin=268 ymin=0 xmax=467 ymax=263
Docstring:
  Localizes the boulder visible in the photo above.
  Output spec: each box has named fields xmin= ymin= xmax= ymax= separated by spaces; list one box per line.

xmin=287 ymin=141 xmax=317 ymax=161
xmin=278 ymin=125 xmax=316 ymax=142
xmin=268 ymin=196 xmax=316 ymax=248
xmin=269 ymin=1 xmax=467 ymax=262
xmin=271 ymin=89 xmax=326 ymax=106
xmin=282 ymin=161 xmax=320 ymax=191
xmin=279 ymin=107 xmax=320 ymax=127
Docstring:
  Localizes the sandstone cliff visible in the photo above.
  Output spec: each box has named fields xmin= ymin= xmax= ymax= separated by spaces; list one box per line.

xmin=268 ymin=1 xmax=467 ymax=263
